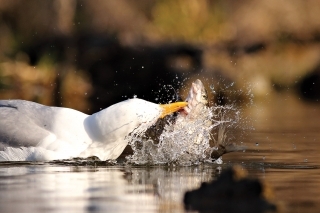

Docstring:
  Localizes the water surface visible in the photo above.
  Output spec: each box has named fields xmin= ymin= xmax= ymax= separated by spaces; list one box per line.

xmin=0 ymin=94 xmax=320 ymax=213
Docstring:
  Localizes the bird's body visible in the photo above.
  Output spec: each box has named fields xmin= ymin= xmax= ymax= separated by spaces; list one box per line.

xmin=0 ymin=98 xmax=186 ymax=161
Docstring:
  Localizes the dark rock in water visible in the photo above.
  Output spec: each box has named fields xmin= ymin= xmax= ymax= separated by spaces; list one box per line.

xmin=184 ymin=166 xmax=277 ymax=213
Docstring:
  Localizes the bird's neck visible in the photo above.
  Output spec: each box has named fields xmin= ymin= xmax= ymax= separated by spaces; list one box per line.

xmin=81 ymin=99 xmax=162 ymax=160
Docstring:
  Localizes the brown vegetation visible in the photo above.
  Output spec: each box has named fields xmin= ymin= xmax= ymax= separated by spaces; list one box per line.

xmin=1 ymin=0 xmax=320 ymax=112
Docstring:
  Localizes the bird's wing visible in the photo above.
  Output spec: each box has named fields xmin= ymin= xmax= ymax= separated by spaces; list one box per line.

xmin=0 ymin=100 xmax=58 ymax=149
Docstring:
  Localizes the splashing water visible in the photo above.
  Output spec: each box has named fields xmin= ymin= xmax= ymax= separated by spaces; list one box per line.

xmin=126 ymin=79 xmax=250 ymax=166
xmin=126 ymin=105 xmax=242 ymax=166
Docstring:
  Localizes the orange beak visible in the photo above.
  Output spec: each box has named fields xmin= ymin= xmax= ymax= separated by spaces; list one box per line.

xmin=159 ymin=102 xmax=188 ymax=118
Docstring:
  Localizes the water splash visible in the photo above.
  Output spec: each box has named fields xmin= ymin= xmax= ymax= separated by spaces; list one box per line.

xmin=126 ymin=79 xmax=253 ymax=166
xmin=126 ymin=104 xmax=243 ymax=166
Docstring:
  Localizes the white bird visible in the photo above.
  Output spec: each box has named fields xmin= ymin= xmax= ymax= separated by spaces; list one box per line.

xmin=0 ymin=98 xmax=187 ymax=161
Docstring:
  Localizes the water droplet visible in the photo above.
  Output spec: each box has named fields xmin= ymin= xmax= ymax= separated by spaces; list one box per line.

xmin=125 ymin=80 xmax=246 ymax=165
xmin=263 ymin=156 xmax=265 ymax=160
xmin=142 ymin=66 xmax=144 ymax=69
xmin=255 ymin=143 xmax=259 ymax=146
xmin=304 ymin=159 xmax=308 ymax=162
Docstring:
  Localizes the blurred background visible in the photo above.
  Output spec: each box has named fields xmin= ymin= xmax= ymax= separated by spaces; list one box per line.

xmin=1 ymin=0 xmax=320 ymax=113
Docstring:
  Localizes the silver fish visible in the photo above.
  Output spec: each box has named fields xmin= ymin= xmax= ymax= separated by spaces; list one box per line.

xmin=183 ymin=79 xmax=242 ymax=159
xmin=144 ymin=79 xmax=241 ymax=161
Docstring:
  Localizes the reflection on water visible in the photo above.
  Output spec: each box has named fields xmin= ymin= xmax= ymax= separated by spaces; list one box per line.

xmin=224 ymin=94 xmax=320 ymax=213
xmin=0 ymin=94 xmax=320 ymax=213
xmin=0 ymin=164 xmax=218 ymax=213
xmin=0 ymin=165 xmax=157 ymax=213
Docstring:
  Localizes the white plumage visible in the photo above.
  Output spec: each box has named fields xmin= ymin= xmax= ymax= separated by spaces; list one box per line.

xmin=0 ymin=98 xmax=187 ymax=161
